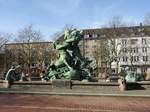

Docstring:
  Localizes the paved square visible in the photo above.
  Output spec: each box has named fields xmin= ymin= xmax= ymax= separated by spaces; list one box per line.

xmin=0 ymin=94 xmax=150 ymax=112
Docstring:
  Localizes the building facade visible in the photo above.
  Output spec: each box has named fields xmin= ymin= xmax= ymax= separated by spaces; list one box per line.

xmin=118 ymin=36 xmax=150 ymax=74
xmin=2 ymin=41 xmax=56 ymax=78
xmin=82 ymin=25 xmax=150 ymax=75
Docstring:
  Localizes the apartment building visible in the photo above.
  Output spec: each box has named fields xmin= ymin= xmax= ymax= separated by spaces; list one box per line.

xmin=82 ymin=25 xmax=150 ymax=75
xmin=0 ymin=41 xmax=56 ymax=78
xmin=119 ymin=36 xmax=150 ymax=74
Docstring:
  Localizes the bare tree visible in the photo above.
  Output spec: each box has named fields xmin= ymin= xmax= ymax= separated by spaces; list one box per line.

xmin=0 ymin=33 xmax=13 ymax=76
xmin=63 ymin=24 xmax=75 ymax=30
xmin=144 ymin=13 xmax=150 ymax=25
xmin=108 ymin=16 xmax=125 ymax=28
xmin=90 ymin=37 xmax=110 ymax=78
xmin=14 ymin=25 xmax=43 ymax=43
xmin=104 ymin=16 xmax=125 ymax=74
xmin=51 ymin=24 xmax=75 ymax=41
xmin=0 ymin=33 xmax=11 ymax=49
xmin=88 ymin=16 xmax=125 ymax=76
xmin=6 ymin=25 xmax=45 ymax=76
xmin=51 ymin=30 xmax=64 ymax=41
xmin=5 ymin=25 xmax=59 ymax=77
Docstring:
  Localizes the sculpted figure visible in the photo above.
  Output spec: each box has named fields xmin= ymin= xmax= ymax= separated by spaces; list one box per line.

xmin=43 ymin=29 xmax=97 ymax=81
xmin=119 ymin=67 xmax=144 ymax=82
xmin=124 ymin=67 xmax=138 ymax=82
xmin=5 ymin=65 xmax=21 ymax=82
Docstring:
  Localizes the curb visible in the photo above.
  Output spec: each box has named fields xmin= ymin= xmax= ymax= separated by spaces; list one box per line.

xmin=0 ymin=91 xmax=150 ymax=98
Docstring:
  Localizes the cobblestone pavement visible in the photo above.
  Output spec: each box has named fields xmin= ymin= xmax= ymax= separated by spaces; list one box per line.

xmin=0 ymin=94 xmax=150 ymax=112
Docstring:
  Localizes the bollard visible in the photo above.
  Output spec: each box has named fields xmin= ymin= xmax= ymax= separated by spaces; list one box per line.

xmin=3 ymin=80 xmax=11 ymax=88
xmin=118 ymin=78 xmax=126 ymax=91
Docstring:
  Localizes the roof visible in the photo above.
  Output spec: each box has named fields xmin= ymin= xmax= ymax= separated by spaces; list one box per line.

xmin=83 ymin=25 xmax=150 ymax=40
xmin=57 ymin=25 xmax=150 ymax=41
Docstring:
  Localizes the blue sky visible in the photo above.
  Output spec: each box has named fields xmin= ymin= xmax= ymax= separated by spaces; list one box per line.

xmin=0 ymin=0 xmax=150 ymax=40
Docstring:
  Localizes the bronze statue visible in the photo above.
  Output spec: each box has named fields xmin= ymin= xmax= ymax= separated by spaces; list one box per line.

xmin=43 ymin=29 xmax=97 ymax=81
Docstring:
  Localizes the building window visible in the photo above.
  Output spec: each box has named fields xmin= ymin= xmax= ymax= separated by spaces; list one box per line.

xmin=112 ymin=69 xmax=116 ymax=74
xmin=121 ymin=34 xmax=126 ymax=37
xmin=84 ymin=34 xmax=89 ymax=38
xmin=143 ymin=56 xmax=148 ymax=62
xmin=131 ymin=33 xmax=135 ymax=37
xmin=92 ymin=34 xmax=97 ymax=38
xmin=141 ymin=33 xmax=145 ymax=36
xmin=130 ymin=39 xmax=138 ymax=45
xmin=142 ymin=47 xmax=147 ymax=52
xmin=122 ymin=39 xmax=127 ymax=45
xmin=134 ymin=48 xmax=138 ymax=53
xmin=89 ymin=34 xmax=92 ymax=37
xmin=131 ymin=56 xmax=139 ymax=62
xmin=101 ymin=34 xmax=106 ymax=37
xmin=141 ymin=67 xmax=147 ymax=73
xmin=93 ymin=40 xmax=97 ymax=43
xmin=85 ymin=45 xmax=89 ymax=48
xmin=130 ymin=48 xmax=132 ymax=53
xmin=130 ymin=47 xmax=138 ymax=53
xmin=135 ymin=56 xmax=139 ymax=62
xmin=142 ymin=38 xmax=147 ymax=44
xmin=122 ymin=56 xmax=128 ymax=62
xmin=85 ymin=39 xmax=88 ymax=43
xmin=92 ymin=45 xmax=97 ymax=48
xmin=122 ymin=48 xmax=127 ymax=53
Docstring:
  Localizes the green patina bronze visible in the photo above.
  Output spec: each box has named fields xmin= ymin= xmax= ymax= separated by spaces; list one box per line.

xmin=43 ymin=29 xmax=97 ymax=81
xmin=5 ymin=65 xmax=21 ymax=82
xmin=124 ymin=67 xmax=144 ymax=82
